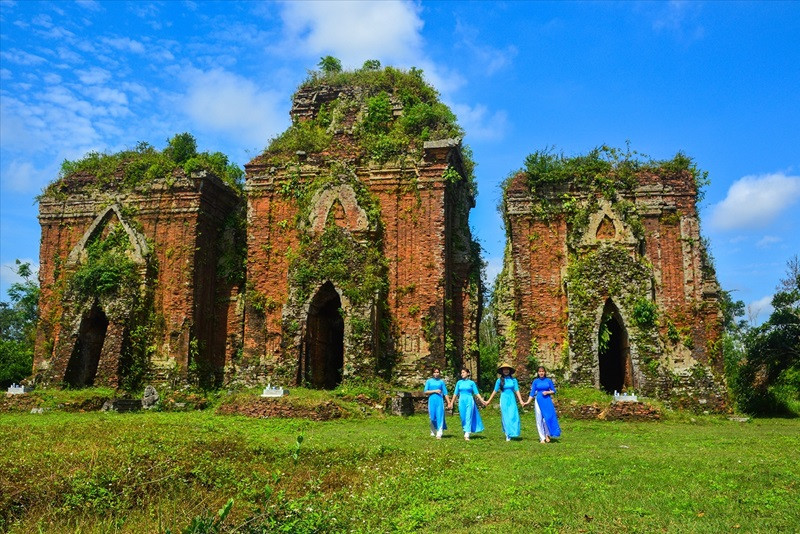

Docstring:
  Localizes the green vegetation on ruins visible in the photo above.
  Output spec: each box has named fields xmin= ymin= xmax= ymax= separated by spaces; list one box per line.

xmin=521 ymin=144 xmax=709 ymax=202
xmin=41 ymin=133 xmax=244 ymax=197
xmin=70 ymin=225 xmax=139 ymax=299
xmin=264 ymin=58 xmax=476 ymax=196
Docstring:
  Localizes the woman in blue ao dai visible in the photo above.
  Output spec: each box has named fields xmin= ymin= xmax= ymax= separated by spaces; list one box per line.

xmin=423 ymin=367 xmax=450 ymax=439
xmin=483 ymin=362 xmax=525 ymax=441
xmin=447 ymin=367 xmax=487 ymax=440
xmin=524 ymin=366 xmax=562 ymax=443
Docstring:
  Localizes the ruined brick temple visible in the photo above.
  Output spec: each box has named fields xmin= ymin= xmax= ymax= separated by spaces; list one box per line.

xmin=494 ymin=150 xmax=726 ymax=407
xmin=31 ymin=68 xmax=726 ymax=405
xmin=32 ymin=68 xmax=482 ymax=389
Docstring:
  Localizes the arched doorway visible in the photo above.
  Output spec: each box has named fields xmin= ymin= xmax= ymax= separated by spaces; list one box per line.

xmin=303 ymin=282 xmax=344 ymax=389
xmin=597 ymin=299 xmax=633 ymax=393
xmin=64 ymin=302 xmax=108 ymax=387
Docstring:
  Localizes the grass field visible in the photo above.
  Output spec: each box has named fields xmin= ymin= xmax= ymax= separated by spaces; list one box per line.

xmin=1 ymin=402 xmax=798 ymax=533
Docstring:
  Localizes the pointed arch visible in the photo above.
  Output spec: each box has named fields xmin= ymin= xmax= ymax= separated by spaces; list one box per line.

xmin=66 ymin=204 xmax=149 ymax=266
xmin=307 ymin=184 xmax=370 ymax=235
xmin=580 ymin=200 xmax=637 ymax=247
xmin=301 ymin=281 xmax=344 ymax=389
xmin=63 ymin=301 xmax=109 ymax=387
xmin=597 ymin=298 xmax=634 ymax=393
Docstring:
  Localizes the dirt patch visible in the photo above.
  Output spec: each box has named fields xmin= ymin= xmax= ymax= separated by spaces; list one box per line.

xmin=559 ymin=400 xmax=661 ymax=421
xmin=0 ymin=394 xmax=112 ymax=413
xmin=0 ymin=395 xmax=44 ymax=413
xmin=216 ymin=396 xmax=345 ymax=421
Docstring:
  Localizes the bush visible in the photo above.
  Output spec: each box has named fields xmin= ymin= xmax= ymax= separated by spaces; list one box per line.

xmin=730 ymin=257 xmax=800 ymax=415
xmin=0 ymin=261 xmax=38 ymax=387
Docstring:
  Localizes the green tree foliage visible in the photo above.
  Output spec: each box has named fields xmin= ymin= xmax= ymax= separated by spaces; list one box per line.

xmin=478 ymin=307 xmax=500 ymax=388
xmin=0 ymin=261 xmax=39 ymax=387
xmin=163 ymin=132 xmax=198 ymax=164
xmin=318 ymin=55 xmax=342 ymax=75
xmin=731 ymin=256 xmax=800 ymax=415
xmin=362 ymin=59 xmax=381 ymax=71
xmin=71 ymin=225 xmax=138 ymax=298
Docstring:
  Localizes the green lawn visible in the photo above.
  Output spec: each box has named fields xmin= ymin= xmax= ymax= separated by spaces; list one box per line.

xmin=1 ymin=408 xmax=798 ymax=533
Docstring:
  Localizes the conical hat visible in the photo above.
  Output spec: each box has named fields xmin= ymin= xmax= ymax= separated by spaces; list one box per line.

xmin=496 ymin=362 xmax=516 ymax=374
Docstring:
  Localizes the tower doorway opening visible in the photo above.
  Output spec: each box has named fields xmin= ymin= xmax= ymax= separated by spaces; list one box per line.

xmin=64 ymin=303 xmax=109 ymax=387
xmin=598 ymin=299 xmax=633 ymax=393
xmin=303 ymin=282 xmax=344 ymax=389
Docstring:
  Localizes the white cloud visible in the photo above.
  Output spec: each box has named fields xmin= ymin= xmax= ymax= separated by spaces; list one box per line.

xmin=35 ymin=25 xmax=76 ymax=41
xmin=76 ymin=66 xmax=111 ymax=85
xmin=120 ymin=82 xmax=151 ymax=102
xmin=455 ymin=20 xmax=517 ymax=76
xmin=32 ymin=14 xmax=54 ymax=28
xmin=84 ymin=86 xmax=129 ymax=108
xmin=450 ymin=102 xmax=508 ymax=142
xmin=710 ymin=172 xmax=800 ymax=230
xmin=484 ymin=256 xmax=503 ymax=288
xmin=181 ymin=68 xmax=286 ymax=147
xmin=55 ymin=46 xmax=83 ymax=64
xmin=278 ymin=0 xmax=424 ymax=67
xmin=101 ymin=37 xmax=145 ymax=54
xmin=275 ymin=0 xmax=466 ymax=99
xmin=1 ymin=159 xmax=58 ymax=193
xmin=76 ymin=0 xmax=103 ymax=11
xmin=0 ymin=48 xmax=47 ymax=66
xmin=747 ymin=295 xmax=774 ymax=325
xmin=756 ymin=235 xmax=781 ymax=249
xmin=651 ymin=0 xmax=705 ymax=42
xmin=0 ymin=87 xmax=106 ymax=161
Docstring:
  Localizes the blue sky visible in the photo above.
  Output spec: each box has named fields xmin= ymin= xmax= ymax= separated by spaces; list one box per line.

xmin=1 ymin=1 xmax=798 ymax=324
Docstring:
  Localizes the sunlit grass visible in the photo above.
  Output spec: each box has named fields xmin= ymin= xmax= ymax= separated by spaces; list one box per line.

xmin=1 ymin=406 xmax=798 ymax=533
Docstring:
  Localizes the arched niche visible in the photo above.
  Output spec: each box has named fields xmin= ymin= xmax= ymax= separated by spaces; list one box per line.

xmin=301 ymin=281 xmax=344 ymax=389
xmin=307 ymin=183 xmax=371 ymax=236
xmin=63 ymin=301 xmax=108 ymax=387
xmin=597 ymin=298 xmax=634 ymax=393
xmin=579 ymin=200 xmax=638 ymax=248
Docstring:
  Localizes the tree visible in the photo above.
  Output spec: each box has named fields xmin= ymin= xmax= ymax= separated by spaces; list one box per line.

xmin=318 ymin=55 xmax=342 ymax=75
xmin=733 ymin=256 xmax=800 ymax=415
xmin=0 ymin=260 xmax=40 ymax=387
xmin=362 ymin=59 xmax=381 ymax=71
xmin=164 ymin=132 xmax=197 ymax=165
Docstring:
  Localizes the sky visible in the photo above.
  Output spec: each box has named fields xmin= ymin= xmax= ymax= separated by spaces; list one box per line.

xmin=1 ymin=0 xmax=798 ymax=325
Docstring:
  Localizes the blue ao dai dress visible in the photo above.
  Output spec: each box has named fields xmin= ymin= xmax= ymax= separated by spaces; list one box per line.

xmin=424 ymin=377 xmax=448 ymax=433
xmin=494 ymin=376 xmax=521 ymax=438
xmin=530 ymin=377 xmax=561 ymax=440
xmin=454 ymin=379 xmax=484 ymax=433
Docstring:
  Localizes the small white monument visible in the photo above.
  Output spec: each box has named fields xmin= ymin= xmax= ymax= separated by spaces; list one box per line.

xmin=613 ymin=390 xmax=638 ymax=403
xmin=261 ymin=383 xmax=285 ymax=398
xmin=7 ymin=383 xmax=30 ymax=395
